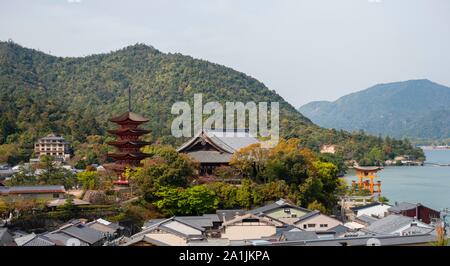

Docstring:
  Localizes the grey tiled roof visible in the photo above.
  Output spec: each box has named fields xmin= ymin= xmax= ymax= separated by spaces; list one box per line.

xmin=206 ymin=129 xmax=259 ymax=152
xmin=183 ymin=150 xmax=232 ymax=163
xmin=177 ymin=129 xmax=259 ymax=154
xmin=326 ymin=224 xmax=350 ymax=235
xmin=388 ymin=202 xmax=418 ymax=213
xmin=3 ymin=185 xmax=65 ymax=194
xmin=350 ymin=202 xmax=384 ymax=212
xmin=356 ymin=214 xmax=379 ymax=225
xmin=61 ymin=224 xmax=105 ymax=245
xmin=0 ymin=228 xmax=14 ymax=246
xmin=175 ymin=216 xmax=216 ymax=231
xmin=248 ymin=199 xmax=310 ymax=215
xmin=365 ymin=214 xmax=432 ymax=235
xmin=281 ymin=231 xmax=319 ymax=241
xmin=143 ymin=219 xmax=167 ymax=229
xmin=293 ymin=210 xmax=321 ymax=224
xmin=22 ymin=235 xmax=55 ymax=246
xmin=216 ymin=209 xmax=246 ymax=221
xmin=268 ymin=233 xmax=436 ymax=246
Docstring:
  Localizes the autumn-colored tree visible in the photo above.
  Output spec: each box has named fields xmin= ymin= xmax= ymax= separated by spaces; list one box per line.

xmin=307 ymin=200 xmax=328 ymax=214
xmin=230 ymin=143 xmax=269 ymax=182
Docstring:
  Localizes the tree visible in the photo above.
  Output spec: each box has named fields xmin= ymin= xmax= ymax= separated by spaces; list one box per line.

xmin=129 ymin=146 xmax=198 ymax=201
xmin=230 ymin=143 xmax=269 ymax=182
xmin=77 ymin=171 xmax=99 ymax=190
xmin=307 ymin=200 xmax=328 ymax=214
xmin=154 ymin=185 xmax=219 ymax=216
xmin=298 ymin=177 xmax=324 ymax=208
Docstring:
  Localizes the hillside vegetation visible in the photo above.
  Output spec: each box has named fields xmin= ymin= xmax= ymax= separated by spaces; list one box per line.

xmin=0 ymin=41 xmax=423 ymax=165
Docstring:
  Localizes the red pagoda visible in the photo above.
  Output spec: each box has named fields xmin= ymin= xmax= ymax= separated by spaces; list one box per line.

xmin=104 ymin=101 xmax=151 ymax=185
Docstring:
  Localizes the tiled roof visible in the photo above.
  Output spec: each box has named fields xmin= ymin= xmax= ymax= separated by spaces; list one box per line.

xmin=326 ymin=224 xmax=350 ymax=235
xmin=293 ymin=210 xmax=321 ymax=224
xmin=248 ymin=198 xmax=310 ymax=215
xmin=365 ymin=214 xmax=432 ymax=235
xmin=216 ymin=209 xmax=246 ymax=222
xmin=281 ymin=231 xmax=319 ymax=241
xmin=388 ymin=202 xmax=418 ymax=213
xmin=350 ymin=202 xmax=384 ymax=211
xmin=268 ymin=233 xmax=436 ymax=246
xmin=183 ymin=150 xmax=232 ymax=163
xmin=1 ymin=185 xmax=66 ymax=195
xmin=177 ymin=129 xmax=259 ymax=154
xmin=61 ymin=224 xmax=105 ymax=245
xmin=22 ymin=235 xmax=55 ymax=246
xmin=356 ymin=214 xmax=379 ymax=225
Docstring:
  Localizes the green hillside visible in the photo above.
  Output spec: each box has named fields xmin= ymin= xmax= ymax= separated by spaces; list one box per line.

xmin=0 ymin=41 xmax=423 ymax=165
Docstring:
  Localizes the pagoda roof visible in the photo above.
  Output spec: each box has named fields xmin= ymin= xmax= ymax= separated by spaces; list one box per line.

xmin=107 ymin=152 xmax=151 ymax=160
xmin=107 ymin=140 xmax=151 ymax=146
xmin=109 ymin=111 xmax=149 ymax=123
xmin=107 ymin=128 xmax=150 ymax=135
xmin=103 ymin=163 xmax=128 ymax=171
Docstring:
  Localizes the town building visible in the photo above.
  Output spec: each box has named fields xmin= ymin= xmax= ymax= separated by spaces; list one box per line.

xmin=247 ymin=198 xmax=311 ymax=225
xmin=267 ymin=233 xmax=437 ymax=246
xmin=320 ymin=145 xmax=336 ymax=154
xmin=293 ymin=210 xmax=343 ymax=232
xmin=388 ymin=202 xmax=440 ymax=224
xmin=220 ymin=214 xmax=280 ymax=240
xmin=0 ymin=228 xmax=15 ymax=246
xmin=362 ymin=214 xmax=433 ymax=236
xmin=34 ymin=133 xmax=70 ymax=162
xmin=350 ymin=202 xmax=391 ymax=219
xmin=44 ymin=219 xmax=114 ymax=246
xmin=0 ymin=185 xmax=66 ymax=200
xmin=177 ymin=129 xmax=259 ymax=175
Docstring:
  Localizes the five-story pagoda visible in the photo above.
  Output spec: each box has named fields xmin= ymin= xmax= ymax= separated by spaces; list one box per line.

xmin=104 ymin=92 xmax=151 ymax=186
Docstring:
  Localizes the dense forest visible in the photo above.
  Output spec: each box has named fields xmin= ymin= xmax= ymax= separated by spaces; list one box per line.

xmin=0 ymin=40 xmax=424 ymax=166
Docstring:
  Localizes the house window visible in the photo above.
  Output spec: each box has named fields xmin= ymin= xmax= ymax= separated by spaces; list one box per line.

xmin=320 ymin=224 xmax=328 ymax=228
xmin=291 ymin=214 xmax=297 ymax=218
xmin=53 ymin=193 xmax=60 ymax=198
xmin=303 ymin=224 xmax=307 ymax=229
xmin=284 ymin=208 xmax=291 ymax=213
xmin=307 ymin=224 xmax=316 ymax=228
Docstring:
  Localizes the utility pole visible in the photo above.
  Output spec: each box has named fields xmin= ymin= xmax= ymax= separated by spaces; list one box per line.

xmin=442 ymin=208 xmax=449 ymax=236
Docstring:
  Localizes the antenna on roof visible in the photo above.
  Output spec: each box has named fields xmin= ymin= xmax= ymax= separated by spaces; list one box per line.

xmin=128 ymin=87 xmax=131 ymax=112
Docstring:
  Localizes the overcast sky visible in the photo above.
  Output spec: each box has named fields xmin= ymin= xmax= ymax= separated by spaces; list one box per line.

xmin=1 ymin=0 xmax=449 ymax=106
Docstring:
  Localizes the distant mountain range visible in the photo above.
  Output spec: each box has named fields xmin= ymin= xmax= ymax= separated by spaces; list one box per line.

xmin=298 ymin=79 xmax=450 ymax=140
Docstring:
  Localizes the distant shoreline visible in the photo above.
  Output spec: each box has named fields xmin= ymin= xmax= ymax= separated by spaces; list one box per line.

xmin=419 ymin=146 xmax=450 ymax=150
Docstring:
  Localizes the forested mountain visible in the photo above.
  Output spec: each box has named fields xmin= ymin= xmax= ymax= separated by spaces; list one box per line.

xmin=299 ymin=79 xmax=450 ymax=140
xmin=0 ymin=41 xmax=423 ymax=165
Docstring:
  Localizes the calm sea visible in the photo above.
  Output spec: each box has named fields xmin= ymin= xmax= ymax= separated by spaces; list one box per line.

xmin=344 ymin=150 xmax=450 ymax=211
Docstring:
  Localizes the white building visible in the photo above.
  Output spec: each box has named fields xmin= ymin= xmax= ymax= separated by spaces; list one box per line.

xmin=34 ymin=133 xmax=70 ymax=161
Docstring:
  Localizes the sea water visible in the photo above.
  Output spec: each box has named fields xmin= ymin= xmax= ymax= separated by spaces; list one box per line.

xmin=344 ymin=150 xmax=450 ymax=211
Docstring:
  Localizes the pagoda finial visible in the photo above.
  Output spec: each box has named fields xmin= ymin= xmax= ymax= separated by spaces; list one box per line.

xmin=128 ymin=87 xmax=131 ymax=112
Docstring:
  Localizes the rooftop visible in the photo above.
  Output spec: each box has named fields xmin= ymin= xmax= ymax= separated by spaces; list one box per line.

xmin=0 ymin=185 xmax=66 ymax=195
xmin=364 ymin=214 xmax=432 ymax=235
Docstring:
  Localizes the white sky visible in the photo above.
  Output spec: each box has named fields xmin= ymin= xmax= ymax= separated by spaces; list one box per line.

xmin=1 ymin=0 xmax=449 ymax=106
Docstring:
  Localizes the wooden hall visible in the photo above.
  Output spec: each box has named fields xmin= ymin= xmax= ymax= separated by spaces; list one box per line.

xmin=177 ymin=129 xmax=259 ymax=175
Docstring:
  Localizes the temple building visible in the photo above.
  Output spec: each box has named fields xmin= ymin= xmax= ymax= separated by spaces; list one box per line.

xmin=177 ymin=129 xmax=259 ymax=175
xmin=104 ymin=111 xmax=151 ymax=186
